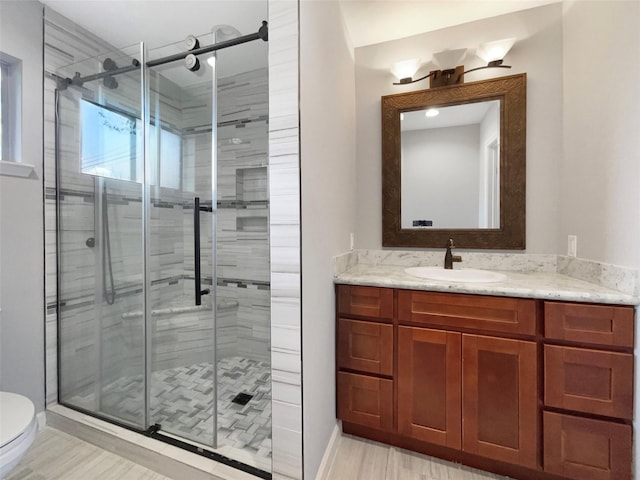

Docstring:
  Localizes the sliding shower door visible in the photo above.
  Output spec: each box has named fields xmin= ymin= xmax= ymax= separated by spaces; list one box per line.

xmin=144 ymin=33 xmax=272 ymax=470
xmin=57 ymin=44 xmax=147 ymax=429
xmin=56 ymin=25 xmax=271 ymax=475
xmin=144 ymin=37 xmax=218 ymax=447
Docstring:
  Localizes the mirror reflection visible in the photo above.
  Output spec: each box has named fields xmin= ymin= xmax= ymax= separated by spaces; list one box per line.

xmin=400 ymin=100 xmax=500 ymax=229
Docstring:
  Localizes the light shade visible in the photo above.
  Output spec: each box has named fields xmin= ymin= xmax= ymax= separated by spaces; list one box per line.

xmin=432 ymin=48 xmax=467 ymax=70
xmin=390 ymin=58 xmax=421 ymax=81
xmin=475 ymin=38 xmax=516 ymax=63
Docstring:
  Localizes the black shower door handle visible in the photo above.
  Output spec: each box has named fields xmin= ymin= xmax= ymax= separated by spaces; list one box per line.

xmin=194 ymin=196 xmax=212 ymax=306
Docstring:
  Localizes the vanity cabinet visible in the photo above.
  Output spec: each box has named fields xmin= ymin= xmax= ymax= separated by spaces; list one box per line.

xmin=396 ymin=291 xmax=538 ymax=469
xmin=336 ymin=284 xmax=635 ymax=480
xmin=336 ymin=286 xmax=394 ymax=431
xmin=542 ymin=301 xmax=634 ymax=480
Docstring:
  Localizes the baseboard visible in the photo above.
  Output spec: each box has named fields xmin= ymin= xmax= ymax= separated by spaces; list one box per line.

xmin=36 ymin=411 xmax=47 ymax=430
xmin=314 ymin=422 xmax=342 ymax=480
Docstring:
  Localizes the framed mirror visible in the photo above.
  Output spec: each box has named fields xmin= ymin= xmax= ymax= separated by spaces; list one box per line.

xmin=382 ymin=73 xmax=526 ymax=249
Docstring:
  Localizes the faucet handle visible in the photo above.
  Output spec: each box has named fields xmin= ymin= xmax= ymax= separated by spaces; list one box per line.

xmin=447 ymin=238 xmax=455 ymax=248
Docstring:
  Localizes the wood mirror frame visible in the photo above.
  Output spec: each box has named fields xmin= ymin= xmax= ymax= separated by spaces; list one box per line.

xmin=382 ymin=73 xmax=526 ymax=249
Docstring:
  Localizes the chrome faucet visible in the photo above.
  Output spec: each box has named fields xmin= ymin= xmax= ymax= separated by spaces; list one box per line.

xmin=444 ymin=238 xmax=462 ymax=269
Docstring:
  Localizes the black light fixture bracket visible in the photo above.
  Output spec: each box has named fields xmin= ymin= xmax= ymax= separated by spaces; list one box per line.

xmin=392 ymin=59 xmax=511 ymax=87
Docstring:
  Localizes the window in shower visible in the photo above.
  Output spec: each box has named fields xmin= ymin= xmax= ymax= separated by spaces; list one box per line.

xmin=81 ymin=100 xmax=137 ymax=180
xmin=81 ymin=99 xmax=181 ymax=188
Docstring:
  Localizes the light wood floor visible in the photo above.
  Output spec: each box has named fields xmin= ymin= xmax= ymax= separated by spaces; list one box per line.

xmin=6 ymin=427 xmax=172 ymax=480
xmin=7 ymin=427 xmax=509 ymax=480
xmin=324 ymin=434 xmax=507 ymax=480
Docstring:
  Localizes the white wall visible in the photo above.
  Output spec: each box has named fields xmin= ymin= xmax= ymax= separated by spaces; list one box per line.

xmin=0 ymin=0 xmax=45 ymax=411
xmin=560 ymin=0 xmax=640 ymax=269
xmin=300 ymin=1 xmax=356 ymax=478
xmin=401 ymin=125 xmax=480 ymax=228
xmin=354 ymin=3 xmax=563 ymax=252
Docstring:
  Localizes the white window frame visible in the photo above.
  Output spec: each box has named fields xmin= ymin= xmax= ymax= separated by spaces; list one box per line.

xmin=1 ymin=52 xmax=21 ymax=162
xmin=0 ymin=51 xmax=33 ymax=178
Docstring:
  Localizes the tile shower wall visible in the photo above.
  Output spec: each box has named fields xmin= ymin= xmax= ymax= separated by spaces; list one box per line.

xmin=44 ymin=4 xmax=301 ymax=479
xmin=44 ymin=7 xmax=270 ymax=402
xmin=268 ymin=1 xmax=303 ymax=479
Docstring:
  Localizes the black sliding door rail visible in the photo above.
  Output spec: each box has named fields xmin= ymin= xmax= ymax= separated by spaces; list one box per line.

xmin=58 ymin=21 xmax=268 ymax=89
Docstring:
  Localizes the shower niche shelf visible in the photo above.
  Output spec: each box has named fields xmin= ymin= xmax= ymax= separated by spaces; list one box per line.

xmin=236 ymin=216 xmax=268 ymax=233
xmin=236 ymin=166 xmax=267 ymax=203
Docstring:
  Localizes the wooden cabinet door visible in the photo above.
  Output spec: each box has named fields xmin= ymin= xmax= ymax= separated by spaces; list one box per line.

xmin=462 ymin=335 xmax=538 ymax=469
xmin=337 ymin=372 xmax=393 ymax=431
xmin=545 ymin=345 xmax=633 ymax=419
xmin=338 ymin=318 xmax=393 ymax=376
xmin=544 ymin=411 xmax=632 ymax=480
xmin=397 ymin=327 xmax=462 ymax=449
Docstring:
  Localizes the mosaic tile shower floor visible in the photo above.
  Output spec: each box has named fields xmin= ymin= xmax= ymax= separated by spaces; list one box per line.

xmin=69 ymin=356 xmax=272 ymax=471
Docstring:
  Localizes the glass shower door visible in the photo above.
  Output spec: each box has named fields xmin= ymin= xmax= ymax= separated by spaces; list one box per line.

xmin=144 ymin=36 xmax=217 ymax=447
xmin=55 ymin=27 xmax=271 ymax=475
xmin=145 ymin=32 xmax=272 ymax=472
xmin=57 ymin=44 xmax=147 ymax=429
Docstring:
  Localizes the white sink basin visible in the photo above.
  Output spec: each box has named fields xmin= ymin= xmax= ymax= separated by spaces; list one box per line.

xmin=404 ymin=267 xmax=507 ymax=283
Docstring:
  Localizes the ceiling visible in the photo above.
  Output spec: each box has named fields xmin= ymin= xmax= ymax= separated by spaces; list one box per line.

xmin=40 ymin=0 xmax=562 ymax=75
xmin=41 ymin=0 xmax=563 ymax=49
xmin=339 ymin=0 xmax=561 ymax=48
xmin=41 ymin=0 xmax=268 ymax=51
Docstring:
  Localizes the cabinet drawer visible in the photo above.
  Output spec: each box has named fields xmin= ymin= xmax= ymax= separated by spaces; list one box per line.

xmin=337 ymin=372 xmax=393 ymax=431
xmin=338 ymin=285 xmax=394 ymax=321
xmin=544 ymin=345 xmax=633 ymax=419
xmin=398 ymin=290 xmax=536 ymax=336
xmin=543 ymin=411 xmax=631 ymax=480
xmin=338 ymin=319 xmax=393 ymax=375
xmin=544 ymin=302 xmax=634 ymax=348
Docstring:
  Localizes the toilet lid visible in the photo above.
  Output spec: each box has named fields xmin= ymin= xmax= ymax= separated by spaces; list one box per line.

xmin=0 ymin=392 xmax=36 ymax=448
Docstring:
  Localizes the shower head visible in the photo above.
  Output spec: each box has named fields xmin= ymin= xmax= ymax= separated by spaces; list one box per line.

xmin=212 ymin=24 xmax=241 ymax=43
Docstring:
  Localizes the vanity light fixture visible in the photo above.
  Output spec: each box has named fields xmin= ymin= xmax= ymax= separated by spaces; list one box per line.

xmin=465 ymin=38 xmax=515 ymax=74
xmin=391 ymin=38 xmax=515 ymax=88
xmin=390 ymin=58 xmax=422 ymax=84
xmin=425 ymin=108 xmax=439 ymax=117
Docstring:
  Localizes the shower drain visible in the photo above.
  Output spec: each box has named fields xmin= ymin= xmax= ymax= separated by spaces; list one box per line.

xmin=231 ymin=392 xmax=254 ymax=406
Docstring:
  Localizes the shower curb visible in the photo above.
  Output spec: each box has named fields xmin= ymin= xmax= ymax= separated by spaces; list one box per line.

xmin=46 ymin=404 xmax=260 ymax=480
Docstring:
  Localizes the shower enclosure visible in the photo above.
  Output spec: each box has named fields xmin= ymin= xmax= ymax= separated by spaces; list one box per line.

xmin=54 ymin=25 xmax=271 ymax=477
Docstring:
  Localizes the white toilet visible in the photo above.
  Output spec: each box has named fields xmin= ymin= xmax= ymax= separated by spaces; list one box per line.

xmin=0 ymin=392 xmax=38 ymax=478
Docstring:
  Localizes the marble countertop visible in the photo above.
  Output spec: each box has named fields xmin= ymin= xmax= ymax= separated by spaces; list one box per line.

xmin=335 ymin=264 xmax=639 ymax=306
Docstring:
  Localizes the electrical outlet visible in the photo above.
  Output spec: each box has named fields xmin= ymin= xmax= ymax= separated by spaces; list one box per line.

xmin=568 ymin=235 xmax=577 ymax=257
xmin=350 ymin=233 xmax=354 ymax=251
